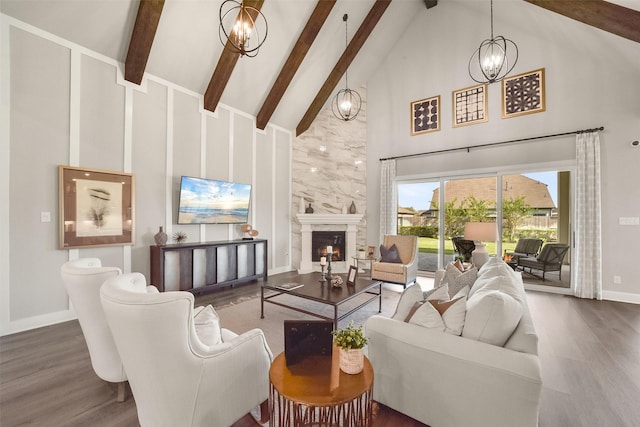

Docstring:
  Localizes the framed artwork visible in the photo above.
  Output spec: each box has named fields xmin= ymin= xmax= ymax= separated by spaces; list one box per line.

xmin=502 ymin=68 xmax=546 ymax=118
xmin=347 ymin=265 xmax=358 ymax=286
xmin=59 ymin=165 xmax=135 ymax=249
xmin=410 ymin=95 xmax=440 ymax=135
xmin=367 ymin=245 xmax=376 ymax=259
xmin=453 ymin=84 xmax=488 ymax=127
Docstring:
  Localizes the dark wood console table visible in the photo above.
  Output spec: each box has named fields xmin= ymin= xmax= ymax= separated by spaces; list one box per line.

xmin=150 ymin=239 xmax=267 ymax=293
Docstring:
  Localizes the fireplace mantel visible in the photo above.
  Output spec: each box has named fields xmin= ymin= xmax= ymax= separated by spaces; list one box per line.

xmin=296 ymin=213 xmax=363 ymax=274
xmin=296 ymin=213 xmax=363 ymax=226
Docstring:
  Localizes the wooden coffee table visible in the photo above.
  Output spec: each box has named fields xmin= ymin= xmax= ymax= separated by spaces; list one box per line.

xmin=261 ymin=272 xmax=382 ymax=329
xmin=269 ymin=352 xmax=374 ymax=426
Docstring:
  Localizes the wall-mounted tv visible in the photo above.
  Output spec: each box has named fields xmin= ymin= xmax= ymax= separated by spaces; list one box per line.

xmin=177 ymin=176 xmax=251 ymax=224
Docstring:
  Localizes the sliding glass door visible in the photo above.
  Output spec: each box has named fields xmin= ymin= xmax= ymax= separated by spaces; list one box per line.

xmin=397 ymin=169 xmax=572 ymax=289
xmin=397 ymin=180 xmax=441 ymax=273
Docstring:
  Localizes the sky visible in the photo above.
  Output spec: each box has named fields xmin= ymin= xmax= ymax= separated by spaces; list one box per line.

xmin=398 ymin=171 xmax=558 ymax=210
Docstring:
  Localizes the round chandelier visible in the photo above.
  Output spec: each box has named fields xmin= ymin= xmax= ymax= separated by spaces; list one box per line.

xmin=332 ymin=14 xmax=362 ymax=121
xmin=468 ymin=0 xmax=518 ymax=84
xmin=219 ymin=0 xmax=268 ymax=57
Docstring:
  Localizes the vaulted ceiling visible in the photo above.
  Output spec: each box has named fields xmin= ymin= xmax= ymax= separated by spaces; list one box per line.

xmin=2 ymin=0 xmax=639 ymax=134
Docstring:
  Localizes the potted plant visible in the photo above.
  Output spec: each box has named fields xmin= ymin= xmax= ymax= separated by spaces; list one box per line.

xmin=332 ymin=321 xmax=368 ymax=374
xmin=357 ymin=247 xmax=366 ymax=259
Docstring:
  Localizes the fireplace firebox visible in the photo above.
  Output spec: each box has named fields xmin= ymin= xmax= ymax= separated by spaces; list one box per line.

xmin=311 ymin=231 xmax=346 ymax=262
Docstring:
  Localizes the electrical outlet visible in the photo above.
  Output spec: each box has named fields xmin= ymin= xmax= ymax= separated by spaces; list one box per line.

xmin=613 ymin=275 xmax=622 ymax=285
xmin=40 ymin=211 xmax=51 ymax=223
xmin=619 ymin=217 xmax=640 ymax=226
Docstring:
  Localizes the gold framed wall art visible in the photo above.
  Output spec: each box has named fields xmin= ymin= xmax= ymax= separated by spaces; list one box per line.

xmin=59 ymin=165 xmax=135 ymax=249
xmin=453 ymin=84 xmax=488 ymax=127
xmin=502 ymin=68 xmax=546 ymax=118
xmin=410 ymin=95 xmax=440 ymax=135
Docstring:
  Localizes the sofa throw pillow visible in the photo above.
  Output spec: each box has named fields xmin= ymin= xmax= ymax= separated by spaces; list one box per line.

xmin=379 ymin=243 xmax=402 ymax=263
xmin=407 ymin=296 xmax=466 ymax=335
xmin=462 ymin=290 xmax=523 ymax=346
xmin=442 ymin=263 xmax=478 ymax=299
xmin=453 ymin=259 xmax=465 ymax=272
xmin=391 ymin=283 xmax=424 ymax=320
xmin=193 ymin=304 xmax=222 ymax=346
xmin=402 ymin=284 xmax=451 ymax=322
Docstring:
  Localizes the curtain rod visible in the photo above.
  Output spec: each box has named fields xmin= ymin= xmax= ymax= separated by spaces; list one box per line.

xmin=379 ymin=126 xmax=604 ymax=162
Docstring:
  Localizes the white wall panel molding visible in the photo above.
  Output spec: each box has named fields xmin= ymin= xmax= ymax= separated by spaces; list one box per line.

xmin=69 ymin=50 xmax=81 ymax=166
xmin=165 ymin=87 xmax=174 ymax=237
xmin=116 ymin=64 xmax=148 ymax=93
xmin=0 ymin=15 xmax=12 ymax=335
xmin=1 ymin=12 xmax=295 ymax=335
xmin=2 ymin=14 xmax=118 ymax=67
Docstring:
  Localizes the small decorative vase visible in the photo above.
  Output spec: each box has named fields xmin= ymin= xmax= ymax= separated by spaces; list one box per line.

xmin=349 ymin=201 xmax=356 ymax=214
xmin=299 ymin=196 xmax=305 ymax=214
xmin=305 ymin=203 xmax=314 ymax=214
xmin=154 ymin=226 xmax=167 ymax=246
xmin=341 ymin=204 xmax=348 ymax=214
xmin=339 ymin=348 xmax=364 ymax=374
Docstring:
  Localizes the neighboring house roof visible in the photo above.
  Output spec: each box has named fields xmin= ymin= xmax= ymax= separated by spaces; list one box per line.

xmin=430 ymin=175 xmax=556 ymax=210
xmin=398 ymin=207 xmax=416 ymax=215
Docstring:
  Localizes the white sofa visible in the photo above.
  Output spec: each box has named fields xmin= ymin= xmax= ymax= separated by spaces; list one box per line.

xmin=365 ymin=258 xmax=542 ymax=427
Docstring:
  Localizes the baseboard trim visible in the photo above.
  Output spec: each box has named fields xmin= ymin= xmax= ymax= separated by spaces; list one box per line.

xmin=1 ymin=309 xmax=77 ymax=337
xmin=601 ymin=290 xmax=640 ymax=304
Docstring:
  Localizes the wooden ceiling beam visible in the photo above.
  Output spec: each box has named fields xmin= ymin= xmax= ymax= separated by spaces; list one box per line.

xmin=204 ymin=0 xmax=265 ymax=113
xmin=124 ymin=0 xmax=165 ymax=85
xmin=256 ymin=0 xmax=337 ymax=130
xmin=524 ymin=0 xmax=640 ymax=44
xmin=296 ymin=0 xmax=392 ymax=137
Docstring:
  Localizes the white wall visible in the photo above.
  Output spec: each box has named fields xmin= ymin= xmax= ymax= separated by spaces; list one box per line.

xmin=366 ymin=0 xmax=640 ymax=302
xmin=0 ymin=15 xmax=293 ymax=335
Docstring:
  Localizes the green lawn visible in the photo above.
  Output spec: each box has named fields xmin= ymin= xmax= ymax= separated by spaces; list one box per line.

xmin=417 ymin=237 xmax=516 ymax=255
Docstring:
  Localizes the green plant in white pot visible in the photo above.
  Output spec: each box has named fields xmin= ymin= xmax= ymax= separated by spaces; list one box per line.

xmin=357 ymin=247 xmax=366 ymax=259
xmin=332 ymin=321 xmax=368 ymax=374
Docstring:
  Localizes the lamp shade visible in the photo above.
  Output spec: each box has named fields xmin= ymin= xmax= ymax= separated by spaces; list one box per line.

xmin=464 ymin=222 xmax=498 ymax=242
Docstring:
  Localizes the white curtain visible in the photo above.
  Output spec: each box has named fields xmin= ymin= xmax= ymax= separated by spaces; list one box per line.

xmin=573 ymin=131 xmax=602 ymax=300
xmin=379 ymin=159 xmax=397 ymax=243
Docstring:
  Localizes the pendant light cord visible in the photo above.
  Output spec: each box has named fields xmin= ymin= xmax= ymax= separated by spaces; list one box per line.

xmin=343 ymin=14 xmax=349 ymax=89
xmin=490 ymin=0 xmax=494 ymax=39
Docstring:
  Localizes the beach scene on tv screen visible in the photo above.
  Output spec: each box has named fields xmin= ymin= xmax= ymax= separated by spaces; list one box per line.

xmin=178 ymin=177 xmax=250 ymax=224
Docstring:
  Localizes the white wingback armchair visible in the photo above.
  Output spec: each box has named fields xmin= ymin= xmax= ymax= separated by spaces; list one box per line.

xmin=100 ymin=272 xmax=273 ymax=427
xmin=60 ymin=258 xmax=127 ymax=401
xmin=371 ymin=235 xmax=419 ymax=288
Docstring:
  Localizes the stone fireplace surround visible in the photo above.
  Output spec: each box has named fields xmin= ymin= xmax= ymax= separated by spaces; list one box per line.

xmin=296 ymin=213 xmax=364 ymax=274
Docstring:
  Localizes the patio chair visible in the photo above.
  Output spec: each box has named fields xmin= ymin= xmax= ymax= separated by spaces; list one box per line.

xmin=517 ymin=243 xmax=570 ymax=281
xmin=505 ymin=238 xmax=543 ymax=263
xmin=451 ymin=237 xmax=475 ymax=263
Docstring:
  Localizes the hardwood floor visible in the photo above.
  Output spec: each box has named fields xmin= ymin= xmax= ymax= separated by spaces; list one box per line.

xmin=1 ymin=284 xmax=639 ymax=426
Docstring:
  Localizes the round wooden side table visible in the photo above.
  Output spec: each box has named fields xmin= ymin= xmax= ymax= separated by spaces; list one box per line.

xmin=269 ymin=352 xmax=374 ymax=426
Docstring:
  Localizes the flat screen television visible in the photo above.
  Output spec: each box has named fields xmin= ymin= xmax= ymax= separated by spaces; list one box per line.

xmin=177 ymin=176 xmax=251 ymax=224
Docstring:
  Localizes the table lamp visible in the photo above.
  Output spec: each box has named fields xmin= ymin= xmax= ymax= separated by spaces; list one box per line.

xmin=464 ymin=222 xmax=498 ymax=268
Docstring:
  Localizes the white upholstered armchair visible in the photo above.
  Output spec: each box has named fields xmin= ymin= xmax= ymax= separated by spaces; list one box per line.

xmin=60 ymin=258 xmax=128 ymax=401
xmin=100 ymin=272 xmax=273 ymax=427
xmin=371 ymin=235 xmax=419 ymax=288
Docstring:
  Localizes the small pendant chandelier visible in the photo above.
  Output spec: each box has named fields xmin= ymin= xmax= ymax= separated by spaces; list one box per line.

xmin=332 ymin=14 xmax=362 ymax=121
xmin=219 ymin=0 xmax=268 ymax=57
xmin=468 ymin=0 xmax=518 ymax=84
